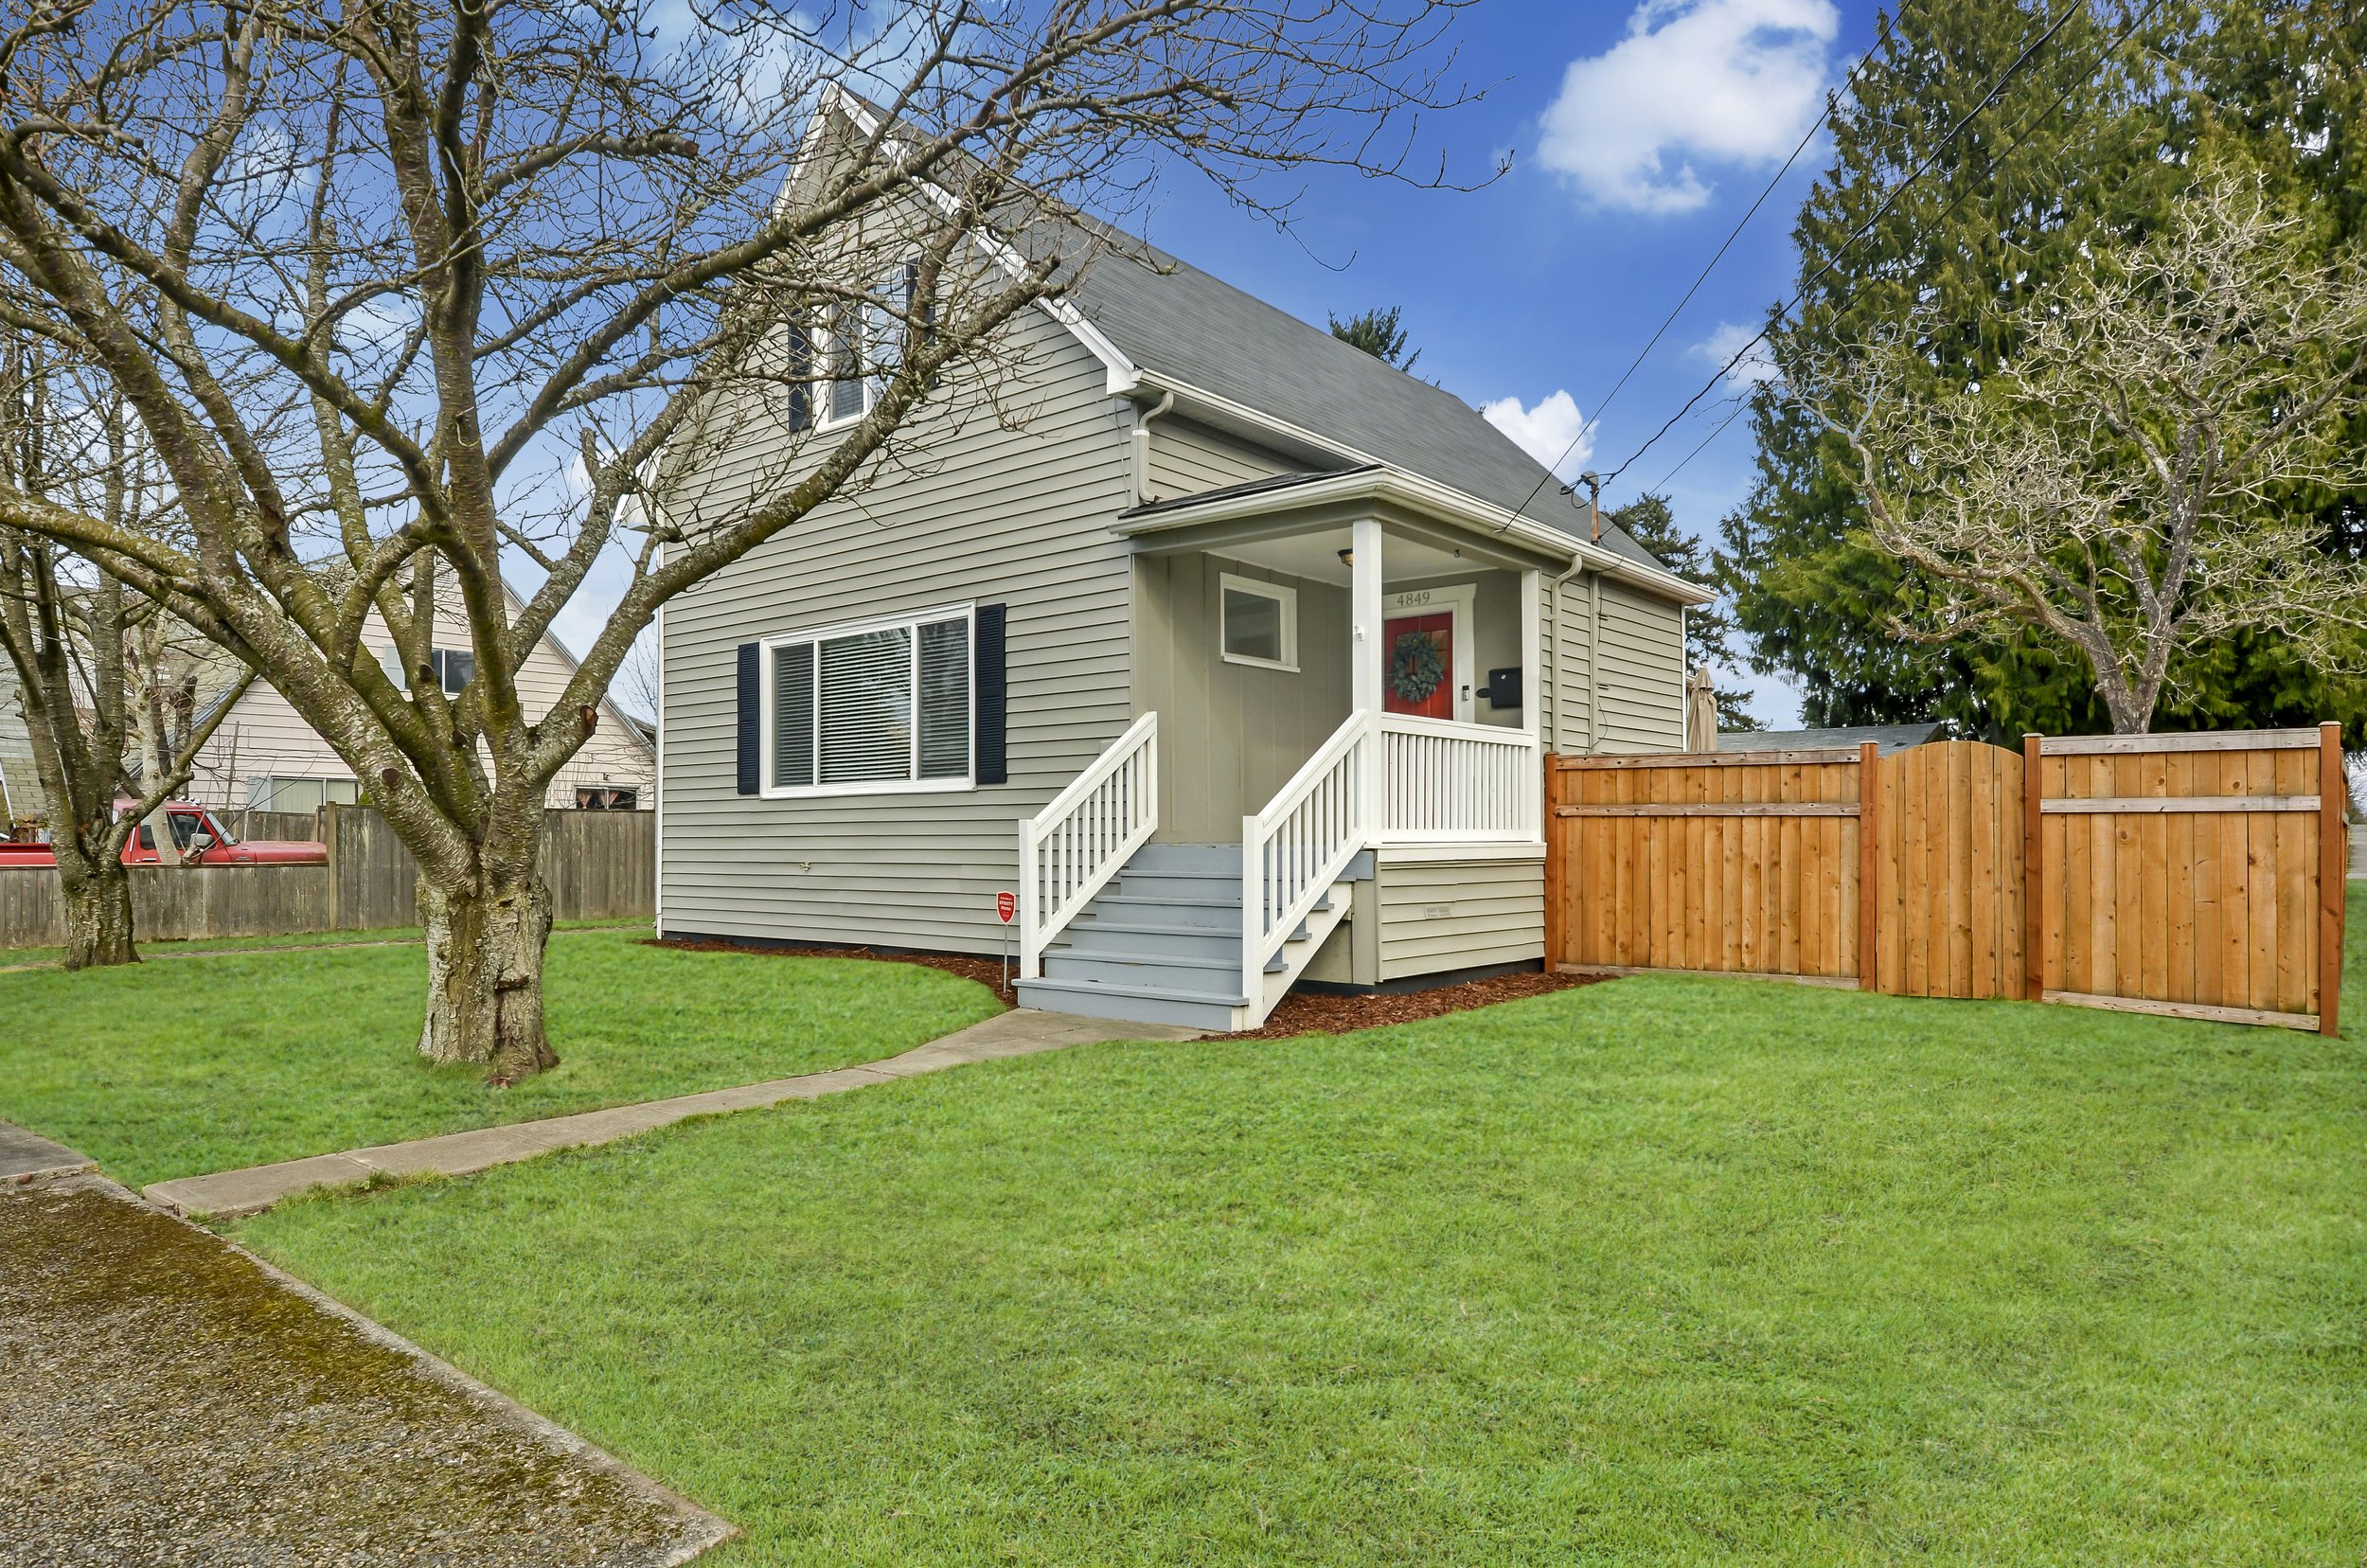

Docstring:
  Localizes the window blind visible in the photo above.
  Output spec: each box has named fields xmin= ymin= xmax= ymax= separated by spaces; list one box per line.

xmin=818 ymin=626 xmax=912 ymax=784
xmin=765 ymin=610 xmax=973 ymax=792
xmin=917 ymin=617 xmax=970 ymax=779
xmin=771 ymin=642 xmax=814 ymax=789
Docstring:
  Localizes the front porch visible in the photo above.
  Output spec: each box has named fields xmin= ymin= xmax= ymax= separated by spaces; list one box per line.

xmin=1014 ymin=482 xmax=1562 ymax=1030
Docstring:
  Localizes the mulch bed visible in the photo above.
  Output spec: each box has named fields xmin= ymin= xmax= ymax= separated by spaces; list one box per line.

xmin=1228 ymin=967 xmax=1606 ymax=1040
xmin=649 ymin=935 xmax=1605 ymax=1038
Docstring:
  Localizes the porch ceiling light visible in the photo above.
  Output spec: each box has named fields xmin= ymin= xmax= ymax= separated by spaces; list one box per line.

xmin=1337 ymin=547 xmax=1354 ymax=566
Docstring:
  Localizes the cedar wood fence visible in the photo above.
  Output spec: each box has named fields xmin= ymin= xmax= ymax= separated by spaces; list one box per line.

xmin=1544 ymin=726 xmax=2347 ymax=1035
xmin=0 ymin=805 xmax=652 ymax=950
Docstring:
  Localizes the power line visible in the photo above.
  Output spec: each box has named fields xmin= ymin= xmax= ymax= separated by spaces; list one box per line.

xmin=1516 ymin=19 xmax=1899 ymax=522
xmin=1626 ymin=0 xmax=2166 ymax=500
xmin=1596 ymin=0 xmax=2114 ymax=490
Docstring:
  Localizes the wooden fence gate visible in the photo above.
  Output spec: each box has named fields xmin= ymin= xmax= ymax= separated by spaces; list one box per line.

xmin=1546 ymin=725 xmax=2345 ymax=1033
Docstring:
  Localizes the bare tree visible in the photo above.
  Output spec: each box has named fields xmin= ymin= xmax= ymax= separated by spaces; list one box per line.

xmin=0 ymin=0 xmax=1472 ymax=1078
xmin=1790 ymin=169 xmax=2367 ymax=735
xmin=0 ymin=338 xmax=249 ymax=966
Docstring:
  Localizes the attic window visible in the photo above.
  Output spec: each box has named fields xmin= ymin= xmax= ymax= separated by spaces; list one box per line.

xmin=814 ymin=261 xmax=918 ymax=431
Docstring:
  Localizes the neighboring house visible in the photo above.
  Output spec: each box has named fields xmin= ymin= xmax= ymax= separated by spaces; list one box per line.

xmin=182 ymin=590 xmax=654 ymax=815
xmin=1718 ymin=722 xmax=1943 ymax=756
xmin=0 ymin=667 xmax=34 ymax=823
xmin=654 ymin=88 xmax=1707 ymax=1028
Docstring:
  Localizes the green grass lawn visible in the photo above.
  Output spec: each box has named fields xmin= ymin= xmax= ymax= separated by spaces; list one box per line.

xmin=231 ymin=892 xmax=2367 ymax=1565
xmin=0 ymin=918 xmax=650 ymax=968
xmin=0 ymin=929 xmax=1002 ymax=1187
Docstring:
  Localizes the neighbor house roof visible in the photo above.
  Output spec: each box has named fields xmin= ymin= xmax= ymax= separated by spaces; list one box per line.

xmin=1717 ymin=722 xmax=1945 ymax=756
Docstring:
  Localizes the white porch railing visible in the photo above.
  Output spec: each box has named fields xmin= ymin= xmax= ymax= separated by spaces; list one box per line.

xmin=1242 ymin=709 xmax=1377 ymax=1003
xmin=1019 ymin=712 xmax=1158 ymax=980
xmin=1379 ymin=714 xmax=1541 ymax=844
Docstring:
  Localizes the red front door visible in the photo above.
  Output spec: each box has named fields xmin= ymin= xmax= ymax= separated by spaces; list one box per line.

xmin=1382 ymin=612 xmax=1454 ymax=720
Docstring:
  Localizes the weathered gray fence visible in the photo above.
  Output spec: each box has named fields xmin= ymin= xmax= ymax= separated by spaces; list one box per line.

xmin=0 ymin=807 xmax=652 ymax=949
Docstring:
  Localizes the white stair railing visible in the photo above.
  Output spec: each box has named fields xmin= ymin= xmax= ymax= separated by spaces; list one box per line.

xmin=1379 ymin=715 xmax=1541 ymax=844
xmin=1018 ymin=712 xmax=1158 ymax=981
xmin=1242 ymin=710 xmax=1376 ymax=1006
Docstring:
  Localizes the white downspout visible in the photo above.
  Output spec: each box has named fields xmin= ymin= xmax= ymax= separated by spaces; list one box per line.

xmin=1131 ymin=390 xmax=1175 ymax=506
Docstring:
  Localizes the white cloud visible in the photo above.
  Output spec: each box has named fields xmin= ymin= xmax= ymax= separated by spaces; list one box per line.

xmin=1482 ymin=390 xmax=1593 ymax=478
xmin=1692 ymin=320 xmax=1778 ymax=390
xmin=1538 ymin=0 xmax=1839 ymax=215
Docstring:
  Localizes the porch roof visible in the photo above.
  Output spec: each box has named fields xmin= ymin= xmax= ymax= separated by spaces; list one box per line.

xmin=1113 ymin=464 xmax=1715 ymax=607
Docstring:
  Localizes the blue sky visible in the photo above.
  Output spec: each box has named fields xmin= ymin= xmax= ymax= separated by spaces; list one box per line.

xmin=1124 ymin=0 xmax=1892 ymax=728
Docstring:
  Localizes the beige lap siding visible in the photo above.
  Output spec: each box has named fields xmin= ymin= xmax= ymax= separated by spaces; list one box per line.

xmin=1377 ymin=854 xmax=1546 ymax=982
xmin=656 ymin=312 xmax=1139 ymax=957
xmin=183 ymin=611 xmax=653 ymax=813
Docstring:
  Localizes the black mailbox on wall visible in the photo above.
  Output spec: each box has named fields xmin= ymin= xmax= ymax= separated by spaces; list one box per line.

xmin=1485 ymin=667 xmax=1522 ymax=710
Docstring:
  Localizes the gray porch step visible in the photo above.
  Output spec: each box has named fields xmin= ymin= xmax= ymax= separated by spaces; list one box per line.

xmin=1112 ymin=868 xmax=1240 ymax=902
xmin=1125 ymin=844 xmax=1242 ymax=874
xmin=1041 ymin=948 xmax=1246 ymax=995
xmin=1013 ymin=975 xmax=1245 ymax=1031
xmin=1061 ymin=918 xmax=1242 ymax=959
xmin=1088 ymin=892 xmax=1241 ymax=928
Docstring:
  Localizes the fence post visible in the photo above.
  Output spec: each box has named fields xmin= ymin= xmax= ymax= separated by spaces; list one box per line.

xmin=1542 ymin=754 xmax=1563 ymax=971
xmin=322 ymin=801 xmax=345 ymax=932
xmin=2022 ymin=733 xmax=2043 ymax=1004
xmin=1856 ymin=741 xmax=1878 ymax=990
xmin=2323 ymin=722 xmax=2345 ymax=1037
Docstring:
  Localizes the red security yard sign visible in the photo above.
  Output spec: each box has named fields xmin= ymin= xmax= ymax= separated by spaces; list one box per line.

xmin=995 ymin=891 xmax=1017 ymax=924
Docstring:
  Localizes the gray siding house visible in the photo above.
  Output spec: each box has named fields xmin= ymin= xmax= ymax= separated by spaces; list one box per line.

xmin=655 ymin=90 xmax=1706 ymax=1028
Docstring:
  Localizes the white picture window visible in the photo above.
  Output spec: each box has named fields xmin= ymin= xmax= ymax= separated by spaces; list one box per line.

xmin=764 ymin=606 xmax=972 ymax=796
xmin=1219 ymin=574 xmax=1297 ymax=671
xmin=246 ymin=775 xmax=360 ymax=813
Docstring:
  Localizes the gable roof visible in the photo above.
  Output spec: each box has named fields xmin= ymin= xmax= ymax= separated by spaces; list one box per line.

xmin=1064 ymin=248 xmax=1664 ymax=570
xmin=1717 ymin=722 xmax=1945 ymax=757
xmin=818 ymin=87 xmax=1666 ymax=575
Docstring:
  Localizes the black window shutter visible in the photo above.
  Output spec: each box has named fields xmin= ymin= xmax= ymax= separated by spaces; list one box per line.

xmin=735 ymin=642 xmax=760 ymax=795
xmin=785 ymin=316 xmax=813 ymax=433
xmin=973 ymin=604 xmax=1007 ymax=786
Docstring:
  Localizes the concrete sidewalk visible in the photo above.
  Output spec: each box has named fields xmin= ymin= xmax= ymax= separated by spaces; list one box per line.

xmin=145 ymin=1008 xmax=1200 ymax=1220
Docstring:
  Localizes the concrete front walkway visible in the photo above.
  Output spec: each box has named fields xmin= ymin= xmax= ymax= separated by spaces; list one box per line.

xmin=145 ymin=1008 xmax=1201 ymax=1221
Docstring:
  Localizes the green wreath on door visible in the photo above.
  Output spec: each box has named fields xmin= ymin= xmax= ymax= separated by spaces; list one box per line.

xmin=1387 ymin=629 xmax=1447 ymax=704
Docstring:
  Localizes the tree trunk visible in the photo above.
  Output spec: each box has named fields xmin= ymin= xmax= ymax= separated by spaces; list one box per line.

xmin=58 ymin=850 xmax=137 ymax=970
xmin=417 ymin=866 xmax=557 ymax=1083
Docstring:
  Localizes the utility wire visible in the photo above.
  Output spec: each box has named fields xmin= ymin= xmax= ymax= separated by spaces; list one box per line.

xmin=1635 ymin=0 xmax=2154 ymax=498
xmin=1595 ymin=0 xmax=2115 ymax=489
xmin=1511 ymin=15 xmax=1897 ymax=521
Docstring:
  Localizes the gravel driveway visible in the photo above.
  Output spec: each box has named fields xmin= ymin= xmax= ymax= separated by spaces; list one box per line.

xmin=0 ymin=1175 xmax=729 ymax=1567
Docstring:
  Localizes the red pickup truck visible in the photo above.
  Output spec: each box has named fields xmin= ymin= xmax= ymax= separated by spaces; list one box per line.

xmin=0 ymin=802 xmax=328 ymax=866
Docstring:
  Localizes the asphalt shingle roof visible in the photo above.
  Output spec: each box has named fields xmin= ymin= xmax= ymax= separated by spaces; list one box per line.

xmin=1067 ymin=248 xmax=1664 ymax=570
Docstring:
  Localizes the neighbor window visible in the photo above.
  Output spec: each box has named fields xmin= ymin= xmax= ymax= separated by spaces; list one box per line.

xmin=1219 ymin=574 xmax=1297 ymax=670
xmin=375 ymin=646 xmax=474 ymax=694
xmin=246 ymin=775 xmax=361 ymax=813
xmin=765 ymin=607 xmax=972 ymax=794
xmin=575 ymin=786 xmax=639 ymax=810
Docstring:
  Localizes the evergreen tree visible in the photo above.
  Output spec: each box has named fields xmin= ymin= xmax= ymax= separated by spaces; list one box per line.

xmin=1608 ymin=494 xmax=1762 ymax=730
xmin=1328 ymin=306 xmax=1421 ymax=371
xmin=1717 ymin=0 xmax=2367 ymax=740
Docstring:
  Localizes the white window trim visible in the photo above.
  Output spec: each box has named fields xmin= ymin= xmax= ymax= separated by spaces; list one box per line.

xmin=1219 ymin=573 xmax=1299 ymax=672
xmin=758 ymin=602 xmax=976 ymax=800
xmin=812 ymin=264 xmax=914 ymax=434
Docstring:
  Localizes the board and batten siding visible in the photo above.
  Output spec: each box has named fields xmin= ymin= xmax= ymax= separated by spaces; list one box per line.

xmin=1378 ymin=853 xmax=1546 ymax=980
xmin=1133 ymin=552 xmax=1353 ymax=843
xmin=658 ymin=309 xmax=1140 ymax=955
